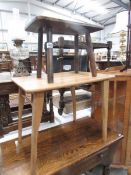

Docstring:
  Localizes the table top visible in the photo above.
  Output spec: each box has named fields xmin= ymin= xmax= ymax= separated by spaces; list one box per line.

xmin=25 ymin=16 xmax=103 ymax=34
xmin=12 ymin=71 xmax=114 ymax=93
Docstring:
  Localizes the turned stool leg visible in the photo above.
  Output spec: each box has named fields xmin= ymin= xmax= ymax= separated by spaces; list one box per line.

xmin=71 ymin=86 xmax=76 ymax=121
xmin=102 ymin=165 xmax=111 ymax=175
xmin=58 ymin=89 xmax=65 ymax=115
xmin=49 ymin=91 xmax=54 ymax=122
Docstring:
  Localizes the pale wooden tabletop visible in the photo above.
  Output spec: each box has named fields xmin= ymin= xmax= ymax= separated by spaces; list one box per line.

xmin=12 ymin=71 xmax=115 ymax=93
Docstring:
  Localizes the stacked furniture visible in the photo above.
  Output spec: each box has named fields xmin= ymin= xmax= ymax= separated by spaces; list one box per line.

xmin=52 ymin=40 xmax=112 ymax=115
xmin=0 ymin=16 xmax=122 ymax=175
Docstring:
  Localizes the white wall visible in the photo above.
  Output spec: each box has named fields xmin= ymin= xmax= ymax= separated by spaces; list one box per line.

xmin=0 ymin=0 xmax=104 ymax=49
xmin=101 ymin=23 xmax=124 ymax=52
xmin=0 ymin=9 xmax=74 ymax=48
xmin=1 ymin=0 xmax=124 ymax=53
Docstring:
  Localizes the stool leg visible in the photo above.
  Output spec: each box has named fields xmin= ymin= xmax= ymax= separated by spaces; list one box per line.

xmin=18 ymin=88 xmax=25 ymax=144
xmin=58 ymin=89 xmax=65 ymax=115
xmin=71 ymin=87 xmax=76 ymax=121
xmin=49 ymin=91 xmax=54 ymax=122
xmin=102 ymin=165 xmax=110 ymax=175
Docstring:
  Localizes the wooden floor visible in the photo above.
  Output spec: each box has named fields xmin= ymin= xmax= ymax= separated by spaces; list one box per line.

xmin=0 ymin=118 xmax=122 ymax=175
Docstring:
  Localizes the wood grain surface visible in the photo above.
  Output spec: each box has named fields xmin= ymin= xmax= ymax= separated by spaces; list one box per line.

xmin=93 ymin=69 xmax=131 ymax=165
xmin=12 ymin=72 xmax=114 ymax=93
xmin=0 ymin=118 xmax=123 ymax=175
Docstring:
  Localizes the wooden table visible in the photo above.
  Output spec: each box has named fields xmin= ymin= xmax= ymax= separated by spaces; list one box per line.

xmin=0 ymin=118 xmax=123 ymax=175
xmin=12 ymin=71 xmax=114 ymax=175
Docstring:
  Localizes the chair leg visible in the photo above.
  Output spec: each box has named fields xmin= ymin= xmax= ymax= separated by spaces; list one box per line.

xmin=71 ymin=86 xmax=76 ymax=121
xmin=58 ymin=89 xmax=65 ymax=115
xmin=102 ymin=165 xmax=110 ymax=175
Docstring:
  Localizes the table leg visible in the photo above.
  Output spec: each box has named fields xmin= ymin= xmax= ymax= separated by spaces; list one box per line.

xmin=71 ymin=87 xmax=76 ymax=121
xmin=101 ymin=80 xmax=109 ymax=142
xmin=31 ymin=92 xmax=44 ymax=175
xmin=18 ymin=88 xmax=25 ymax=143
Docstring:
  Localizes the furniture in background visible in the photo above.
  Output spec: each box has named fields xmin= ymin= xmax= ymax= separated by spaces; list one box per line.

xmin=110 ymin=71 xmax=131 ymax=166
xmin=53 ymin=40 xmax=112 ymax=72
xmin=96 ymin=60 xmax=125 ymax=70
xmin=0 ymin=73 xmax=17 ymax=131
xmin=53 ymin=40 xmax=112 ymax=115
xmin=92 ymin=69 xmax=131 ymax=167
xmin=0 ymin=51 xmax=12 ymax=72
xmin=0 ymin=51 xmax=53 ymax=135
xmin=0 ymin=61 xmax=12 ymax=72
xmin=0 ymin=73 xmax=53 ymax=135
xmin=93 ymin=41 xmax=112 ymax=68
